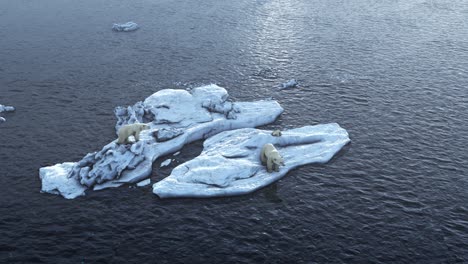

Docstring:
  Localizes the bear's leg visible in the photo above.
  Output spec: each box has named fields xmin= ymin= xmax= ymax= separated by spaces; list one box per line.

xmin=261 ymin=153 xmax=267 ymax=165
xmin=260 ymin=149 xmax=266 ymax=165
xmin=274 ymin=164 xmax=280 ymax=172
xmin=122 ymin=133 xmax=131 ymax=144
xmin=267 ymin=158 xmax=273 ymax=173
xmin=117 ymin=135 xmax=126 ymax=144
xmin=134 ymin=131 xmax=140 ymax=142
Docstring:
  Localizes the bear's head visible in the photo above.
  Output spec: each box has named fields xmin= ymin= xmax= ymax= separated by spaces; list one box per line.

xmin=272 ymin=153 xmax=285 ymax=166
xmin=138 ymin=124 xmax=150 ymax=131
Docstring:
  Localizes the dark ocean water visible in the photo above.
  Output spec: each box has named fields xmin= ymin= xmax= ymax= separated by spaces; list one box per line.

xmin=1 ymin=0 xmax=468 ymax=262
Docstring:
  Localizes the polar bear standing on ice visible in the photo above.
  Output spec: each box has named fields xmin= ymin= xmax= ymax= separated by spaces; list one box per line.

xmin=117 ymin=123 xmax=149 ymax=144
xmin=271 ymin=129 xmax=282 ymax=137
xmin=260 ymin=143 xmax=285 ymax=173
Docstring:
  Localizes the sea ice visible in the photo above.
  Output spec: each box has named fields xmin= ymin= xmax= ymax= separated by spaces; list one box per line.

xmin=39 ymin=84 xmax=283 ymax=199
xmin=280 ymin=79 xmax=298 ymax=89
xmin=153 ymin=123 xmax=350 ymax=198
xmin=39 ymin=162 xmax=87 ymax=199
xmin=0 ymin=104 xmax=15 ymax=112
xmin=0 ymin=104 xmax=15 ymax=123
xmin=160 ymin=159 xmax=172 ymax=167
xmin=136 ymin=179 xmax=151 ymax=187
xmin=112 ymin=22 xmax=139 ymax=32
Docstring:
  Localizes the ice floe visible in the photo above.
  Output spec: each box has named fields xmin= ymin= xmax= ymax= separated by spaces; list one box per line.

xmin=112 ymin=21 xmax=139 ymax=32
xmin=0 ymin=104 xmax=15 ymax=124
xmin=160 ymin=159 xmax=172 ymax=167
xmin=136 ymin=179 xmax=151 ymax=187
xmin=39 ymin=162 xmax=87 ymax=199
xmin=39 ymin=84 xmax=283 ymax=199
xmin=280 ymin=79 xmax=298 ymax=89
xmin=0 ymin=104 xmax=15 ymax=112
xmin=153 ymin=123 xmax=350 ymax=198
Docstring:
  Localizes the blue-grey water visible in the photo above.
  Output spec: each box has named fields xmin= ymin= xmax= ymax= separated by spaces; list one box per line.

xmin=1 ymin=0 xmax=468 ymax=262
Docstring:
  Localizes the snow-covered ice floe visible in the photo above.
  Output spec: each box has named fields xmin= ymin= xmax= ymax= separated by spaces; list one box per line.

xmin=136 ymin=178 xmax=151 ymax=187
xmin=39 ymin=84 xmax=283 ymax=199
xmin=0 ymin=104 xmax=15 ymax=123
xmin=0 ymin=104 xmax=15 ymax=112
xmin=153 ymin=123 xmax=350 ymax=199
xmin=280 ymin=79 xmax=298 ymax=89
xmin=39 ymin=162 xmax=88 ymax=199
xmin=160 ymin=159 xmax=172 ymax=167
xmin=112 ymin=21 xmax=139 ymax=32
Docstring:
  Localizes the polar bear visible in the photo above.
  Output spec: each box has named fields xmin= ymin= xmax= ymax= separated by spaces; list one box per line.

xmin=271 ymin=129 xmax=282 ymax=137
xmin=260 ymin=143 xmax=285 ymax=173
xmin=117 ymin=123 xmax=149 ymax=144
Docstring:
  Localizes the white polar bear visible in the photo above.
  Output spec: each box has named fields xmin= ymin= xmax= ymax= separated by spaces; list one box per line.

xmin=117 ymin=123 xmax=149 ymax=144
xmin=260 ymin=143 xmax=285 ymax=173
xmin=271 ymin=129 xmax=282 ymax=137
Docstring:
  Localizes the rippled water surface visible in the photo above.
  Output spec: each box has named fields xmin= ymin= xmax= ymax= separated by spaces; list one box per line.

xmin=1 ymin=0 xmax=468 ymax=262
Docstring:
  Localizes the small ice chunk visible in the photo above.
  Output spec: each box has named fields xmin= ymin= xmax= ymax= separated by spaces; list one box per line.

xmin=0 ymin=104 xmax=15 ymax=112
xmin=160 ymin=159 xmax=172 ymax=167
xmin=136 ymin=178 xmax=151 ymax=187
xmin=173 ymin=151 xmax=180 ymax=156
xmin=280 ymin=79 xmax=298 ymax=89
xmin=0 ymin=105 xmax=15 ymax=123
xmin=112 ymin=22 xmax=139 ymax=32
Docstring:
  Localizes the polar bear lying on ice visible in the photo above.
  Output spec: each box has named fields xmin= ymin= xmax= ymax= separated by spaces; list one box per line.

xmin=260 ymin=143 xmax=285 ymax=173
xmin=117 ymin=123 xmax=149 ymax=144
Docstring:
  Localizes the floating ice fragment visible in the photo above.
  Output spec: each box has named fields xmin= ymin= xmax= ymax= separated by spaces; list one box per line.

xmin=0 ymin=104 xmax=15 ymax=112
xmin=0 ymin=104 xmax=15 ymax=123
xmin=160 ymin=159 xmax=172 ymax=167
xmin=112 ymin=22 xmax=139 ymax=32
xmin=136 ymin=178 xmax=151 ymax=187
xmin=280 ymin=79 xmax=298 ymax=89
